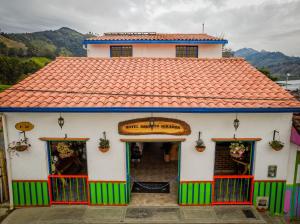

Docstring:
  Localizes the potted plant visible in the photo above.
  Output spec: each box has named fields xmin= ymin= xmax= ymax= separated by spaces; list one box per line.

xmin=195 ymin=139 xmax=206 ymax=152
xmin=229 ymin=142 xmax=247 ymax=159
xmin=99 ymin=132 xmax=110 ymax=153
xmin=269 ymin=140 xmax=284 ymax=151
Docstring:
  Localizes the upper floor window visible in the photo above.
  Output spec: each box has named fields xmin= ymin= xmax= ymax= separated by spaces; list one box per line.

xmin=176 ymin=46 xmax=198 ymax=58
xmin=110 ymin=46 xmax=132 ymax=57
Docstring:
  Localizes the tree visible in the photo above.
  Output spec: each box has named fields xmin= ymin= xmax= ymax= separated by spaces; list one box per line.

xmin=222 ymin=48 xmax=234 ymax=58
xmin=257 ymin=67 xmax=278 ymax=81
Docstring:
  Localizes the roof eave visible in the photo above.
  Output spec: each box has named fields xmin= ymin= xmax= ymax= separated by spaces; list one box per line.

xmin=82 ymin=39 xmax=228 ymax=45
xmin=0 ymin=107 xmax=299 ymax=113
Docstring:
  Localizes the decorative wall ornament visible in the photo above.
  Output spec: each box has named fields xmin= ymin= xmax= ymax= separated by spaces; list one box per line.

xmin=99 ymin=132 xmax=110 ymax=153
xmin=195 ymin=131 xmax=206 ymax=152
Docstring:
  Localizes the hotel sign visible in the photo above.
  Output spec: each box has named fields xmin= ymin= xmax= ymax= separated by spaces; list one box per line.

xmin=118 ymin=117 xmax=191 ymax=135
xmin=15 ymin=121 xmax=34 ymax=132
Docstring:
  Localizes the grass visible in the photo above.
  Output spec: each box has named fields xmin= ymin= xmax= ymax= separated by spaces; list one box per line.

xmin=0 ymin=84 xmax=11 ymax=92
xmin=0 ymin=35 xmax=27 ymax=49
xmin=19 ymin=57 xmax=52 ymax=67
xmin=29 ymin=57 xmax=52 ymax=67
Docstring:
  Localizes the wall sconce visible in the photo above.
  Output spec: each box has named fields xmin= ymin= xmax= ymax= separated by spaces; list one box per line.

xmin=58 ymin=113 xmax=64 ymax=129
xmin=233 ymin=114 xmax=240 ymax=138
xmin=233 ymin=115 xmax=240 ymax=131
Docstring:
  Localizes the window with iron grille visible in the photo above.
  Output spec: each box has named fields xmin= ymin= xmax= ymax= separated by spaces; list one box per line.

xmin=110 ymin=46 xmax=132 ymax=57
xmin=176 ymin=46 xmax=198 ymax=58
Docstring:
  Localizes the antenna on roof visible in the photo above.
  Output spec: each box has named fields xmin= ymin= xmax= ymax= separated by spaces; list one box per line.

xmin=202 ymin=23 xmax=205 ymax=33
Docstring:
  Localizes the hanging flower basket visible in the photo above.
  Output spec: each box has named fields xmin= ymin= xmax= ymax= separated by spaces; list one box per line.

xmin=195 ymin=138 xmax=206 ymax=152
xmin=8 ymin=139 xmax=31 ymax=153
xmin=99 ymin=132 xmax=110 ymax=153
xmin=98 ymin=146 xmax=110 ymax=153
xmin=57 ymin=142 xmax=74 ymax=158
xmin=269 ymin=140 xmax=284 ymax=151
xmin=229 ymin=142 xmax=247 ymax=159
xmin=15 ymin=145 xmax=29 ymax=152
xmin=195 ymin=145 xmax=206 ymax=152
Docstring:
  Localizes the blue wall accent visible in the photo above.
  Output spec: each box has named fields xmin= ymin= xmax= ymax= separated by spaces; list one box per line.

xmin=1 ymin=107 xmax=300 ymax=113
xmin=82 ymin=39 xmax=228 ymax=45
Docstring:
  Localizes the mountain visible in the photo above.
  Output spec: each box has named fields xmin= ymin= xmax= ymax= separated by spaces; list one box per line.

xmin=0 ymin=27 xmax=94 ymax=58
xmin=235 ymin=48 xmax=300 ymax=80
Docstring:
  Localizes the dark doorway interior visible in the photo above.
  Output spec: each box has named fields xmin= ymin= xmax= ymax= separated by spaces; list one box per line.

xmin=129 ymin=142 xmax=178 ymax=206
xmin=48 ymin=141 xmax=87 ymax=175
xmin=214 ymin=141 xmax=252 ymax=175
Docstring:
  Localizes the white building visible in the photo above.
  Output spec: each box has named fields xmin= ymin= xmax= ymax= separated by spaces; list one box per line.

xmin=0 ymin=32 xmax=299 ymax=218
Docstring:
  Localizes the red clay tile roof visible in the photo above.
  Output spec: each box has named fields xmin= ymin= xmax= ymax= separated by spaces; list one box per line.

xmin=88 ymin=33 xmax=224 ymax=41
xmin=1 ymin=57 xmax=300 ymax=109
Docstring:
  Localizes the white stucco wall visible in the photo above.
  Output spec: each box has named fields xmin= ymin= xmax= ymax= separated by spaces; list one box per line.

xmin=4 ymin=112 xmax=292 ymax=182
xmin=86 ymin=44 xmax=223 ymax=58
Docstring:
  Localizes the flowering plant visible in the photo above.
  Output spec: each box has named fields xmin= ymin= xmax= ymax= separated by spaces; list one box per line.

xmin=229 ymin=142 xmax=247 ymax=159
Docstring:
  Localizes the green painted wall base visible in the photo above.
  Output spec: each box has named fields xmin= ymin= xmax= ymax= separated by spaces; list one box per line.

xmin=89 ymin=181 xmax=127 ymax=205
xmin=12 ymin=180 xmax=49 ymax=206
xmin=253 ymin=181 xmax=285 ymax=215
xmin=179 ymin=182 xmax=212 ymax=205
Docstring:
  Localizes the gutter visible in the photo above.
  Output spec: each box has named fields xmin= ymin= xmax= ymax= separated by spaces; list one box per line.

xmin=1 ymin=114 xmax=14 ymax=210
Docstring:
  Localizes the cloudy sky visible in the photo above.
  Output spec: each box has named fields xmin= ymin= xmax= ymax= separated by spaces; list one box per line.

xmin=0 ymin=0 xmax=300 ymax=56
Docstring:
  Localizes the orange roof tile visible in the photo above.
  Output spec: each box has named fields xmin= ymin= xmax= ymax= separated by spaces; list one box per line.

xmin=1 ymin=57 xmax=300 ymax=110
xmin=87 ymin=33 xmax=224 ymax=41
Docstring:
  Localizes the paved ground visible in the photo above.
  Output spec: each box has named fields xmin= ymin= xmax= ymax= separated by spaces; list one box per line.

xmin=1 ymin=205 xmax=291 ymax=224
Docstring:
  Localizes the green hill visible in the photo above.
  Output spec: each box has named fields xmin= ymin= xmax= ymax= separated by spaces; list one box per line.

xmin=0 ymin=27 xmax=94 ymax=85
xmin=0 ymin=27 xmax=93 ymax=58
xmin=235 ymin=48 xmax=300 ymax=80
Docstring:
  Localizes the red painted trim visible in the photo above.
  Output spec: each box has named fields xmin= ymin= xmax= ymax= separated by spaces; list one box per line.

xmin=212 ymin=179 xmax=215 ymax=204
xmin=49 ymin=174 xmax=88 ymax=178
xmin=212 ymin=202 xmax=252 ymax=205
xmin=180 ymin=180 xmax=213 ymax=183
xmin=13 ymin=180 xmax=48 ymax=182
xmin=88 ymin=180 xmax=126 ymax=183
xmin=51 ymin=201 xmax=89 ymax=205
xmin=250 ymin=177 xmax=254 ymax=203
xmin=48 ymin=176 xmax=53 ymax=205
xmin=86 ymin=177 xmax=90 ymax=206
xmin=214 ymin=175 xmax=253 ymax=179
